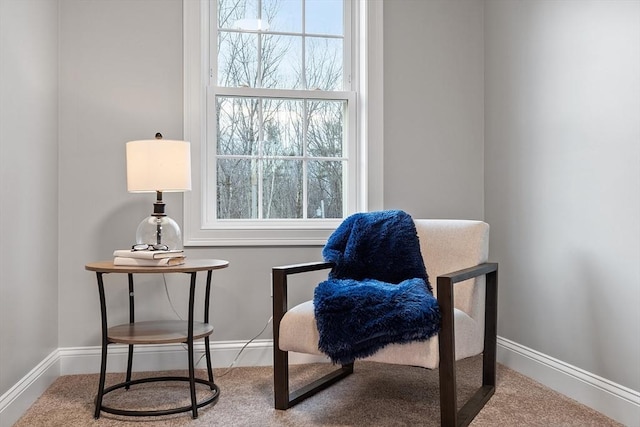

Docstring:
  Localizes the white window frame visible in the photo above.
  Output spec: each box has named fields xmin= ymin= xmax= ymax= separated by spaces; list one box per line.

xmin=183 ymin=0 xmax=383 ymax=246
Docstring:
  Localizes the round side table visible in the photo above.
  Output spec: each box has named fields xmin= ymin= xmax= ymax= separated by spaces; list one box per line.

xmin=85 ymin=259 xmax=229 ymax=419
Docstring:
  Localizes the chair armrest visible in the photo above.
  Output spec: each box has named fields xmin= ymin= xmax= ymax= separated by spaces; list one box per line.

xmin=272 ymin=261 xmax=335 ymax=340
xmin=437 ymin=262 xmax=498 ymax=287
xmin=437 ymin=262 xmax=498 ymax=397
xmin=273 ymin=261 xmax=335 ymax=275
xmin=436 ymin=261 xmax=498 ymax=323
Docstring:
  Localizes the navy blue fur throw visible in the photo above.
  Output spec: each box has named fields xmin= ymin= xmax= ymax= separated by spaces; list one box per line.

xmin=322 ymin=209 xmax=431 ymax=289
xmin=314 ymin=210 xmax=441 ymax=364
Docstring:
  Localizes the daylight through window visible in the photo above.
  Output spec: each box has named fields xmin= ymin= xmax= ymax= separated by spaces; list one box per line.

xmin=210 ymin=0 xmax=355 ymax=221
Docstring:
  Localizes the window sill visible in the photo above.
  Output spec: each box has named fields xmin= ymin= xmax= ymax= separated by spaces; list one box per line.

xmin=183 ymin=223 xmax=337 ymax=247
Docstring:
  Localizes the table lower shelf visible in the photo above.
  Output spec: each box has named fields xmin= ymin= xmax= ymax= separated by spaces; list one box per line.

xmin=108 ymin=320 xmax=214 ymax=345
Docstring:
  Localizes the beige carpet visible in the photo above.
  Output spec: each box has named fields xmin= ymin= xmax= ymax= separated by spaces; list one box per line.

xmin=14 ymin=356 xmax=621 ymax=426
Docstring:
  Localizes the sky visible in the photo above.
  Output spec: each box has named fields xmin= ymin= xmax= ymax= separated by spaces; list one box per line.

xmin=229 ymin=0 xmax=344 ymax=36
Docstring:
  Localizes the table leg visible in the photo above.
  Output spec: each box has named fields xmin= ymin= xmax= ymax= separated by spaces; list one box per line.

xmin=125 ymin=274 xmax=135 ymax=389
xmin=188 ymin=271 xmax=198 ymax=418
xmin=204 ymin=270 xmax=214 ymax=385
xmin=94 ymin=272 xmax=109 ymax=419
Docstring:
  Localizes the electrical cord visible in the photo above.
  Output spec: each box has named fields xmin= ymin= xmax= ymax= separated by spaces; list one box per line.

xmin=162 ymin=273 xmax=273 ymax=376
xmin=163 ymin=273 xmax=184 ymax=321
xmin=216 ymin=315 xmax=272 ymax=378
xmin=163 ymin=274 xmax=206 ymax=363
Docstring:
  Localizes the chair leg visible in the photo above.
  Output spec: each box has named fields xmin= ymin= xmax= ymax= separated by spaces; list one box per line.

xmin=455 ymin=268 xmax=498 ymax=424
xmin=273 ymin=340 xmax=291 ymax=409
xmin=438 ymin=276 xmax=458 ymax=426
xmin=438 ymin=266 xmax=498 ymax=427
xmin=458 ymin=269 xmax=498 ymax=424
xmin=274 ymin=344 xmax=353 ymax=409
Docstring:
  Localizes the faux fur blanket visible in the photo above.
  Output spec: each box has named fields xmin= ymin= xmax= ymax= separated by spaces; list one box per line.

xmin=314 ymin=210 xmax=441 ymax=364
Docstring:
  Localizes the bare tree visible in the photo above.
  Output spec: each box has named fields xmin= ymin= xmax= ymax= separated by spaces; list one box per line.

xmin=216 ymin=0 xmax=344 ymax=220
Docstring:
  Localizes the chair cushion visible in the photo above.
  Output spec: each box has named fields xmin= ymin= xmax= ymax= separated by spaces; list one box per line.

xmin=279 ymin=301 xmax=323 ymax=356
xmin=279 ymin=300 xmax=481 ymax=369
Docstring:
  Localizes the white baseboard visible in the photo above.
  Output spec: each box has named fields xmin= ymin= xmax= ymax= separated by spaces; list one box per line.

xmin=3 ymin=338 xmax=637 ymax=427
xmin=497 ymin=336 xmax=640 ymax=426
xmin=0 ymin=350 xmax=60 ymax=427
xmin=58 ymin=339 xmax=275 ymax=375
xmin=57 ymin=339 xmax=327 ymax=376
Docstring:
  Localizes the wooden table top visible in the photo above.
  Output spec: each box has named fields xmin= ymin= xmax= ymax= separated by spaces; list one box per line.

xmin=85 ymin=259 xmax=229 ymax=273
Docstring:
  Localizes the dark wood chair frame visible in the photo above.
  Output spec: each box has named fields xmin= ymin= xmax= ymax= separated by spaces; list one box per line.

xmin=272 ymin=261 xmax=498 ymax=427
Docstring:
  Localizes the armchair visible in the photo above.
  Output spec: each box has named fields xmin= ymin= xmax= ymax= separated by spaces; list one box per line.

xmin=272 ymin=219 xmax=498 ymax=427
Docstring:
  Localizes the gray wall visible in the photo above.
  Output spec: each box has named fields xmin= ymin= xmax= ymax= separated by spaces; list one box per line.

xmin=384 ymin=0 xmax=485 ymax=220
xmin=56 ymin=0 xmax=326 ymax=347
xmin=58 ymin=0 xmax=188 ymax=347
xmin=55 ymin=0 xmax=486 ymax=352
xmin=485 ymin=0 xmax=640 ymax=391
xmin=0 ymin=0 xmax=59 ymax=396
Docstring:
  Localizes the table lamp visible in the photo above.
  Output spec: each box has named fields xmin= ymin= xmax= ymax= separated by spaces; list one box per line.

xmin=126 ymin=133 xmax=191 ymax=250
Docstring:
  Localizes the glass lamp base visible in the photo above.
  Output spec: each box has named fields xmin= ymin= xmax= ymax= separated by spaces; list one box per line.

xmin=135 ymin=215 xmax=183 ymax=250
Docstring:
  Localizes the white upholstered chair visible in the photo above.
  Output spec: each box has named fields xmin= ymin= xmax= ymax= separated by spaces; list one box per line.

xmin=272 ymin=219 xmax=498 ymax=427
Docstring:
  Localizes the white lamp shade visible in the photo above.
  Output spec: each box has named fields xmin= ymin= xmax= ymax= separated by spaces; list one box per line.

xmin=126 ymin=140 xmax=192 ymax=192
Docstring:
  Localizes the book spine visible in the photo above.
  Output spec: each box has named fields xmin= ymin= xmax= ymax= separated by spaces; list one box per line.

xmin=113 ymin=257 xmax=185 ymax=266
xmin=112 ymin=250 xmax=184 ymax=260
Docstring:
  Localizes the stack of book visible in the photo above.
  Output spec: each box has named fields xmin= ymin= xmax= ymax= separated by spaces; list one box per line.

xmin=113 ymin=249 xmax=186 ymax=267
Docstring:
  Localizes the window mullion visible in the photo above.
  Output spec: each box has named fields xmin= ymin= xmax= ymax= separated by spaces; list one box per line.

xmin=256 ymin=0 xmax=263 ymax=89
xmin=344 ymin=0 xmax=352 ymax=90
xmin=302 ymin=99 xmax=308 ymax=219
xmin=257 ymin=99 xmax=264 ymax=219
xmin=256 ymin=0 xmax=263 ymax=219
xmin=301 ymin=0 xmax=307 ymax=90
xmin=215 ymin=86 xmax=353 ymax=100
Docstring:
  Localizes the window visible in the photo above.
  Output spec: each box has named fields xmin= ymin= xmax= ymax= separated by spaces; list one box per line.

xmin=184 ymin=0 xmax=382 ymax=246
xmin=214 ymin=0 xmax=355 ymax=222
